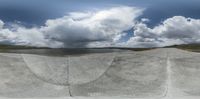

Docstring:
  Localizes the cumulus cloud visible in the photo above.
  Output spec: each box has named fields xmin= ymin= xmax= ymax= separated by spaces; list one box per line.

xmin=0 ymin=20 xmax=4 ymax=29
xmin=0 ymin=6 xmax=143 ymax=48
xmin=0 ymin=23 xmax=62 ymax=48
xmin=126 ymin=16 xmax=200 ymax=47
xmin=1 ymin=6 xmax=200 ymax=48
xmin=42 ymin=6 xmax=143 ymax=47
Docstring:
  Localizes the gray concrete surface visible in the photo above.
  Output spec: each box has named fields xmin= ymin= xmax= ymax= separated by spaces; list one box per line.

xmin=0 ymin=53 xmax=69 ymax=98
xmin=68 ymin=53 xmax=115 ymax=85
xmin=0 ymin=48 xmax=199 ymax=99
xmin=71 ymin=52 xmax=166 ymax=97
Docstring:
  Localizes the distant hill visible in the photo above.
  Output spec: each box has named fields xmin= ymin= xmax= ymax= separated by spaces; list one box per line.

xmin=0 ymin=44 xmax=49 ymax=50
xmin=0 ymin=44 xmax=154 ymax=51
xmin=166 ymin=44 xmax=200 ymax=52
xmin=0 ymin=43 xmax=200 ymax=52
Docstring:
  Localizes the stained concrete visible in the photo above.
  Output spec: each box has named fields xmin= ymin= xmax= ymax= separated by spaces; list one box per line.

xmin=0 ymin=48 xmax=199 ymax=99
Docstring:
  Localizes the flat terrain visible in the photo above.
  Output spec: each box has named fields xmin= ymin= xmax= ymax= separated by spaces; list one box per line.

xmin=0 ymin=48 xmax=199 ymax=99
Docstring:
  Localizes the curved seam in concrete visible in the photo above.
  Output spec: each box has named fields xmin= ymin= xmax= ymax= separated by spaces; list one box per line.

xmin=21 ymin=54 xmax=69 ymax=86
xmin=72 ymin=53 xmax=168 ymax=87
xmin=72 ymin=55 xmax=116 ymax=86
xmin=72 ymin=54 xmax=169 ymax=98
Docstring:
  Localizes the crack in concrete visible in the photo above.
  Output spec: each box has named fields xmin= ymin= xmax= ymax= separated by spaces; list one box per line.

xmin=67 ymin=56 xmax=73 ymax=97
xmin=163 ymin=51 xmax=172 ymax=98
xmin=21 ymin=54 xmax=69 ymax=86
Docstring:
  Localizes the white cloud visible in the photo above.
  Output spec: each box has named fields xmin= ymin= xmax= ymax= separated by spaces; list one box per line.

xmin=0 ymin=6 xmax=143 ymax=48
xmin=126 ymin=16 xmax=200 ymax=47
xmin=0 ymin=20 xmax=4 ymax=29
xmin=41 ymin=6 xmax=143 ymax=47
xmin=1 ymin=7 xmax=200 ymax=48
xmin=0 ymin=26 xmax=62 ymax=48
xmin=141 ymin=18 xmax=149 ymax=23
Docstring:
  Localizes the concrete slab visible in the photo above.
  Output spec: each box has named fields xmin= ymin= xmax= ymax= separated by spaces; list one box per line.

xmin=71 ymin=53 xmax=167 ymax=98
xmin=69 ymin=53 xmax=115 ymax=85
xmin=0 ymin=48 xmax=199 ymax=99
xmin=167 ymin=48 xmax=200 ymax=59
xmin=170 ymin=55 xmax=200 ymax=97
xmin=22 ymin=54 xmax=69 ymax=85
xmin=0 ymin=54 xmax=69 ymax=98
xmin=135 ymin=48 xmax=168 ymax=58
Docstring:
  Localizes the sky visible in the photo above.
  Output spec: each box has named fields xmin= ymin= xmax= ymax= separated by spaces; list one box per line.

xmin=0 ymin=0 xmax=200 ymax=48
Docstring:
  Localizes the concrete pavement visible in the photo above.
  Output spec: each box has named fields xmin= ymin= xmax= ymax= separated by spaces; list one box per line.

xmin=0 ymin=48 xmax=199 ymax=99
